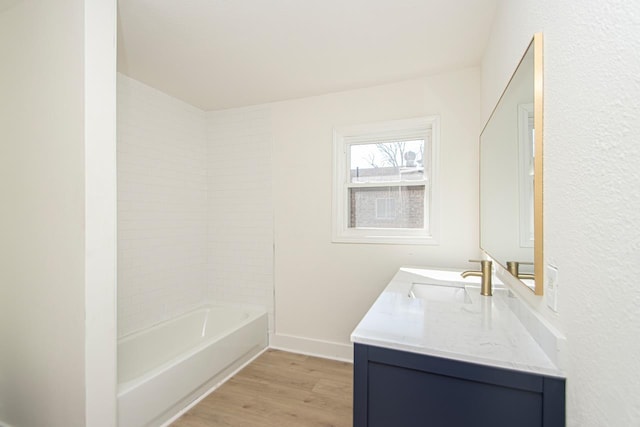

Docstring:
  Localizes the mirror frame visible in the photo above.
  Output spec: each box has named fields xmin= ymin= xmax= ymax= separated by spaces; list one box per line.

xmin=532 ymin=33 xmax=544 ymax=296
xmin=480 ymin=33 xmax=544 ymax=295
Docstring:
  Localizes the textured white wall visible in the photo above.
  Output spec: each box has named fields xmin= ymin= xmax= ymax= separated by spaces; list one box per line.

xmin=117 ymin=74 xmax=208 ymax=336
xmin=482 ymin=1 xmax=640 ymax=425
xmin=270 ymin=68 xmax=482 ymax=357
xmin=206 ymin=107 xmax=275 ymax=329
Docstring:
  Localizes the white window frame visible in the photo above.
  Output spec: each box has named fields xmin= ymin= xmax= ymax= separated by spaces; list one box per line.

xmin=332 ymin=116 xmax=440 ymax=245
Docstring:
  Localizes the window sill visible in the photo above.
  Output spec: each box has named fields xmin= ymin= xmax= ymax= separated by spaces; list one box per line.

xmin=332 ymin=233 xmax=439 ymax=246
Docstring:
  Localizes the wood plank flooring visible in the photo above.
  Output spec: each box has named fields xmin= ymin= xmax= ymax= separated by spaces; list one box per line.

xmin=171 ymin=349 xmax=353 ymax=427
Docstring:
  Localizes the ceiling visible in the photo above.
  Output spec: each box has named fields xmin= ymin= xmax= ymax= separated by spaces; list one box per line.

xmin=0 ymin=0 xmax=21 ymax=13
xmin=117 ymin=0 xmax=498 ymax=111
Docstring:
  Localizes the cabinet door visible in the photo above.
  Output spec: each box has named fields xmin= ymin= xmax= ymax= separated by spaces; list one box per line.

xmin=367 ymin=361 xmax=543 ymax=427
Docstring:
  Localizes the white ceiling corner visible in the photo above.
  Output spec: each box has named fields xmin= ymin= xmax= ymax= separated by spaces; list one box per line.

xmin=117 ymin=0 xmax=498 ymax=111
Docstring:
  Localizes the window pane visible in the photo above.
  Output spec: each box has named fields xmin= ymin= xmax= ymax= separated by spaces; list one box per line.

xmin=375 ymin=198 xmax=396 ymax=220
xmin=349 ymin=186 xmax=425 ymax=229
xmin=350 ymin=140 xmax=425 ymax=183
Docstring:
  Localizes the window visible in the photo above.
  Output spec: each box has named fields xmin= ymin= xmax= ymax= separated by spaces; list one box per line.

xmin=332 ymin=116 xmax=440 ymax=244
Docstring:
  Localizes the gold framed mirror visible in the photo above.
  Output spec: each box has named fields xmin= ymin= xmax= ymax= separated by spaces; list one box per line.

xmin=480 ymin=33 xmax=544 ymax=295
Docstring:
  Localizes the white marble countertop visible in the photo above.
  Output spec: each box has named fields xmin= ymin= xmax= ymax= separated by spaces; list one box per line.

xmin=351 ymin=266 xmax=565 ymax=378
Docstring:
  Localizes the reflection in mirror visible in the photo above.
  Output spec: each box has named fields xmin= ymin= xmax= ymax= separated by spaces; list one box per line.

xmin=480 ymin=34 xmax=543 ymax=295
xmin=518 ymin=103 xmax=534 ymax=248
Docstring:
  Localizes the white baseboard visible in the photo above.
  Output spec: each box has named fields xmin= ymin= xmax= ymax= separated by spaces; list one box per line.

xmin=269 ymin=332 xmax=353 ymax=363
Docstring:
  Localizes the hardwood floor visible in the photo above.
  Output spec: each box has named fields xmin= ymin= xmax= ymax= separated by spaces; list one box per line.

xmin=171 ymin=349 xmax=354 ymax=427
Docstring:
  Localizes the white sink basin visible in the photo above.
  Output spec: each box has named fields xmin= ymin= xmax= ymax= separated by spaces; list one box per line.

xmin=408 ymin=282 xmax=471 ymax=304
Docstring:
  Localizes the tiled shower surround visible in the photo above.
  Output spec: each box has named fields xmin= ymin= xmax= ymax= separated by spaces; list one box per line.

xmin=207 ymin=108 xmax=274 ymax=328
xmin=117 ymin=74 xmax=274 ymax=336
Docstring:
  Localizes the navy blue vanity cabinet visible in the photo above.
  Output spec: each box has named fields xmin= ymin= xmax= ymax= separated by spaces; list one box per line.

xmin=353 ymin=343 xmax=565 ymax=427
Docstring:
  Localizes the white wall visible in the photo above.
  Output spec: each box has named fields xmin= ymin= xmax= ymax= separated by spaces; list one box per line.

xmin=482 ymin=1 xmax=640 ymax=425
xmin=84 ymin=0 xmax=117 ymax=425
xmin=0 ymin=0 xmax=117 ymax=426
xmin=270 ymin=68 xmax=482 ymax=358
xmin=117 ymin=76 xmax=276 ymax=337
xmin=133 ymin=67 xmax=479 ymax=360
xmin=117 ymin=74 xmax=208 ymax=336
xmin=207 ymin=107 xmax=274 ymax=329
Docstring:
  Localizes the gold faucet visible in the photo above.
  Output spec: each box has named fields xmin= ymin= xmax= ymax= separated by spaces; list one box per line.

xmin=506 ymin=261 xmax=535 ymax=280
xmin=461 ymin=259 xmax=493 ymax=296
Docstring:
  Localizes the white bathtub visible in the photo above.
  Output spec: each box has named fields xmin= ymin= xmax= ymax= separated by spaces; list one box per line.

xmin=117 ymin=304 xmax=268 ymax=427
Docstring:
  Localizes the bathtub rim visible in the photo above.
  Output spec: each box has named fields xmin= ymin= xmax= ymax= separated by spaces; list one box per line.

xmin=117 ymin=302 xmax=267 ymax=396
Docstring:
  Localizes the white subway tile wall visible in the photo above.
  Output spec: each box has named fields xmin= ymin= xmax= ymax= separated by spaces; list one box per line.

xmin=207 ymin=108 xmax=274 ymax=331
xmin=117 ymin=74 xmax=274 ymax=336
xmin=117 ymin=74 xmax=208 ymax=336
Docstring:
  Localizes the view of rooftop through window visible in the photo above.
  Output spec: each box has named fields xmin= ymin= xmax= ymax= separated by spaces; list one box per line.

xmin=347 ymin=139 xmax=428 ymax=229
xmin=349 ymin=139 xmax=426 ymax=184
xmin=333 ymin=116 xmax=438 ymax=243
